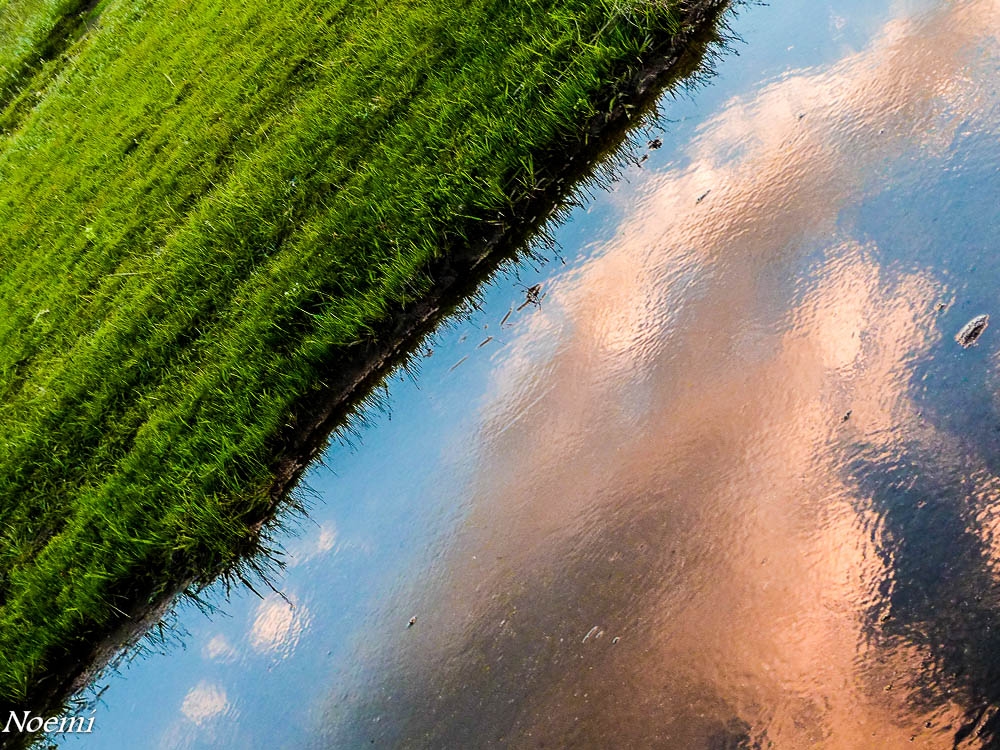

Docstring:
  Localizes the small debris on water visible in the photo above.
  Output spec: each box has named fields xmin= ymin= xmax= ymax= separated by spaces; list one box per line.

xmin=448 ymin=355 xmax=468 ymax=372
xmin=407 ymin=616 xmax=417 ymax=628
xmin=798 ymin=112 xmax=806 ymax=121
xmin=477 ymin=336 xmax=493 ymax=348
xmin=637 ymin=154 xmax=648 ymax=166
xmin=841 ymin=409 xmax=852 ymax=423
xmin=648 ymin=138 xmax=662 ymax=149
xmin=956 ymin=314 xmax=989 ymax=348
xmin=516 ymin=283 xmax=543 ymax=311
xmin=582 ymin=626 xmax=600 ymax=643
xmin=696 ymin=190 xmax=711 ymax=204
xmin=499 ymin=306 xmax=513 ymax=328
xmin=935 ymin=301 xmax=948 ymax=312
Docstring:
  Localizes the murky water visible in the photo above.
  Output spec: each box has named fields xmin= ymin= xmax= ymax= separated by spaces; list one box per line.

xmin=52 ymin=0 xmax=1000 ymax=747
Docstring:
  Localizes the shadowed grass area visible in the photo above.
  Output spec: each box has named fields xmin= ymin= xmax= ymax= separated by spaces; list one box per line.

xmin=0 ymin=0 xmax=716 ymax=704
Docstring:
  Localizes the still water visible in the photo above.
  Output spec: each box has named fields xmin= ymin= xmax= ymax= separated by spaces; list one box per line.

xmin=56 ymin=0 xmax=1000 ymax=747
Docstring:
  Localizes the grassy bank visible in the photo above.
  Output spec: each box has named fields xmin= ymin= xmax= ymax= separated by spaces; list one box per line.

xmin=0 ymin=0 xmax=718 ymax=706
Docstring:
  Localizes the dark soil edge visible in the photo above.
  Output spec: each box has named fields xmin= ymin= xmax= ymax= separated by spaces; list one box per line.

xmin=268 ymin=0 xmax=736 ymax=503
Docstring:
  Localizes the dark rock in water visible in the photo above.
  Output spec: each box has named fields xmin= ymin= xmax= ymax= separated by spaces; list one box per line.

xmin=956 ymin=314 xmax=989 ymax=348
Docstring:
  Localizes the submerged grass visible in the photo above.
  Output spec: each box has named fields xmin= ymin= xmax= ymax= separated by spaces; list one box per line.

xmin=0 ymin=0 xmax=720 ymax=705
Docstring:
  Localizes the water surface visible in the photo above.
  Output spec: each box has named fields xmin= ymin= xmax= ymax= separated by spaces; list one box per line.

xmin=56 ymin=0 xmax=1000 ymax=747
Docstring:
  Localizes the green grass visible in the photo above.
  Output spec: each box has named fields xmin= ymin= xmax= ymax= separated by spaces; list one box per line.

xmin=0 ymin=0 xmax=698 ymax=702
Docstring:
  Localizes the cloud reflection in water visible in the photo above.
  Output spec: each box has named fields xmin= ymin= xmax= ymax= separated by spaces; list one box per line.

xmin=324 ymin=1 xmax=1000 ymax=747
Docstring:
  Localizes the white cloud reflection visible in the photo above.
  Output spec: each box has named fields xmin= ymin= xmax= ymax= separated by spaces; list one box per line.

xmin=249 ymin=594 xmax=309 ymax=656
xmin=180 ymin=681 xmax=229 ymax=726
